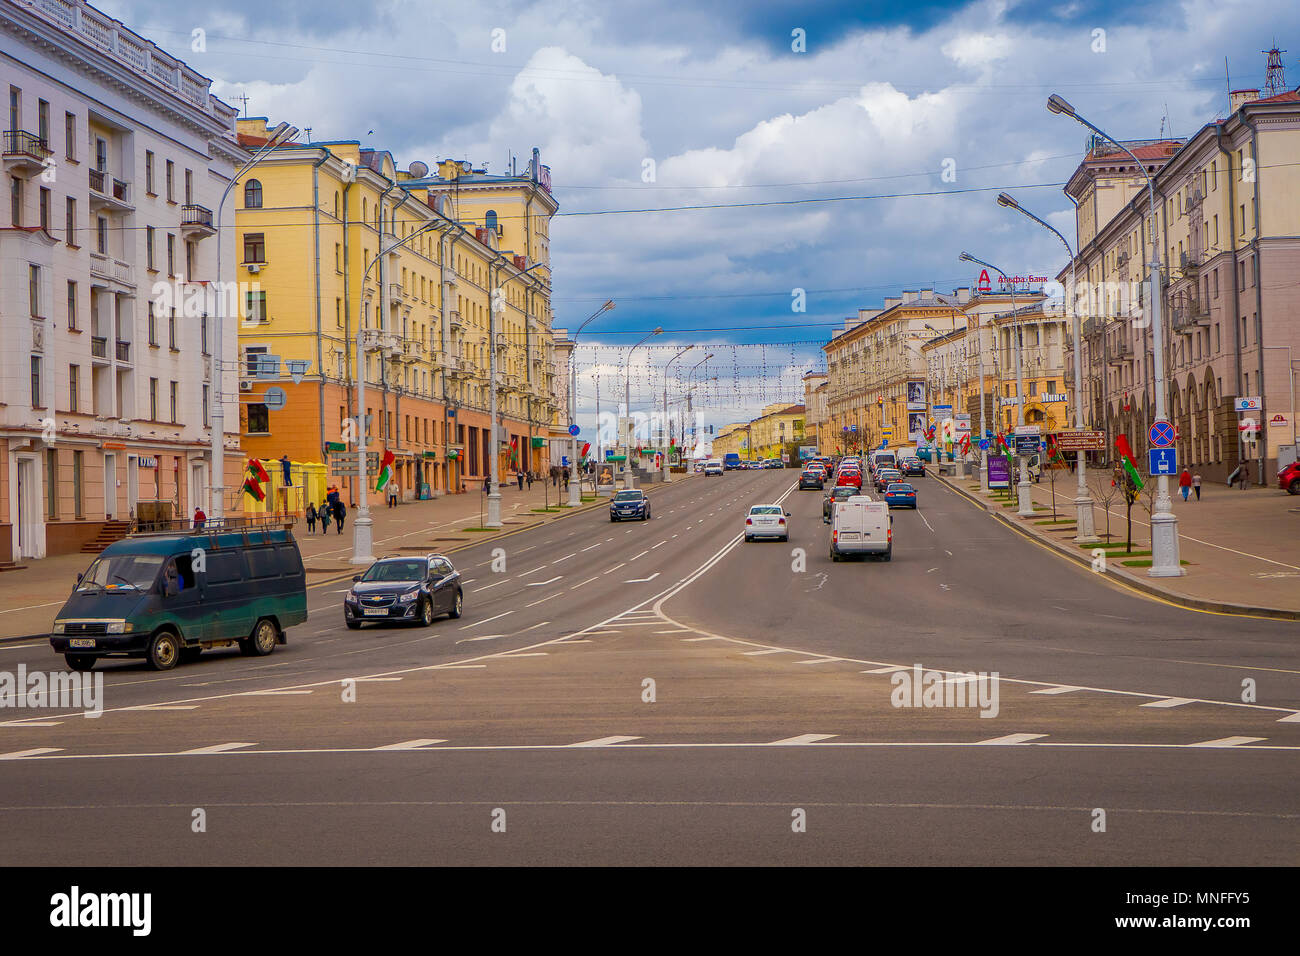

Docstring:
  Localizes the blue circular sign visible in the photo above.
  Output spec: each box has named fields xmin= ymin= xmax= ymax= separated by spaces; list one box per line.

xmin=568 ymin=423 xmax=580 ymax=436
xmin=1149 ymin=420 xmax=1175 ymax=449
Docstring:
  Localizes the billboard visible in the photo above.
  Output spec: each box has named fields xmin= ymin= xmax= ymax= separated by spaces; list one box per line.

xmin=906 ymin=381 xmax=926 ymax=411
xmin=987 ymin=455 xmax=1011 ymax=488
xmin=798 ymin=445 xmax=818 ymax=460
xmin=908 ymin=411 xmax=926 ymax=442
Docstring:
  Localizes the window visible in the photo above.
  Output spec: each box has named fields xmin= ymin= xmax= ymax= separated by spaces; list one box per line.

xmin=11 ymin=175 xmax=22 ymax=226
xmin=243 ymin=232 xmax=265 ymax=263
xmin=165 ymin=160 xmax=174 ymax=201
xmin=244 ymin=345 xmax=269 ymax=376
xmin=73 ymin=450 xmax=83 ymax=519
xmin=69 ymin=364 xmax=79 ymax=412
xmin=167 ymin=233 xmax=175 ymax=275
xmin=169 ymin=381 xmax=178 ymax=423
xmin=37 ymin=98 xmax=49 ymax=145
xmin=30 ymin=355 xmax=41 ymax=407
xmin=201 ymin=316 xmax=209 ymax=356
xmin=29 ymin=264 xmax=40 ymax=317
xmin=7 ymin=86 xmax=17 ymax=133
xmin=64 ymin=111 xmax=75 ymax=161
xmin=146 ymin=226 xmax=155 ymax=270
xmin=94 ymin=136 xmax=106 ymax=173
xmin=65 ymin=196 xmax=75 ymax=245
xmin=245 ymin=290 xmax=268 ymax=323
xmin=45 ymin=449 xmax=57 ymax=519
xmin=96 ymin=216 xmax=107 ymax=254
xmin=66 ymin=280 xmax=77 ymax=330
xmin=185 ymin=240 xmax=195 ymax=278
xmin=485 ymin=209 xmax=498 ymax=232
xmin=168 ymin=310 xmax=177 ymax=349
xmin=1239 ymin=204 xmax=1246 ymax=236
xmin=147 ymin=307 xmax=157 ymax=346
xmin=184 ymin=168 xmax=192 ymax=205
xmin=244 ymin=179 xmax=262 ymax=208
xmin=247 ymin=403 xmax=269 ymax=434
xmin=202 ymin=384 xmax=210 ymax=426
xmin=145 ymin=151 xmax=154 ymax=194
xmin=149 ymin=378 xmax=158 ymax=420
xmin=334 ymin=243 xmax=341 ymax=272
xmin=38 ymin=186 xmax=49 ymax=232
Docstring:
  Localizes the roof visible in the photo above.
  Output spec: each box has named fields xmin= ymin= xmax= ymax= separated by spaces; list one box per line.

xmin=1254 ymin=88 xmax=1300 ymax=105
xmin=102 ymin=528 xmax=294 ymax=556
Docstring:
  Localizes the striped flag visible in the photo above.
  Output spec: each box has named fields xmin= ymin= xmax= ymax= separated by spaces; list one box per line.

xmin=1114 ymin=434 xmax=1144 ymax=491
xmin=375 ymin=449 xmax=395 ymax=492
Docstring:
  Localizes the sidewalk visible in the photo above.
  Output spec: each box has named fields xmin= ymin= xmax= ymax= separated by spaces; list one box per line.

xmin=0 ymin=473 xmax=695 ymax=641
xmin=935 ymin=467 xmax=1300 ymax=618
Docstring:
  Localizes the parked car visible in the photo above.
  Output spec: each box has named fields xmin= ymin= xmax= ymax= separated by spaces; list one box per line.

xmin=1279 ymin=460 xmax=1300 ymax=495
xmin=823 ymin=484 xmax=861 ymax=522
xmin=704 ymin=459 xmax=724 ymax=476
xmin=345 ymin=554 xmax=463 ymax=629
xmin=744 ymin=504 xmax=791 ymax=542
xmin=51 ymin=527 xmax=306 ymax=671
xmin=610 ymin=488 xmax=652 ymax=521
xmin=829 ymin=495 xmax=892 ymax=562
xmin=884 ymin=481 xmax=918 ymax=508
xmin=799 ymin=468 xmax=825 ymax=490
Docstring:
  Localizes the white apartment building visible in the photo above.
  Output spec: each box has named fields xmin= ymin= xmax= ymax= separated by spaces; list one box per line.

xmin=1 ymin=0 xmax=243 ymax=561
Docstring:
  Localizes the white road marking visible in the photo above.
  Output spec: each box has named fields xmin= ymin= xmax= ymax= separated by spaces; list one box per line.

xmin=769 ymin=734 xmax=838 ymax=745
xmin=0 ymin=720 xmax=63 ymax=727
xmin=978 ymin=734 xmax=1047 ymax=745
xmin=526 ymin=576 xmax=562 ymax=587
xmin=373 ymin=739 xmax=447 ymax=750
xmin=918 ymin=511 xmax=935 ymax=533
xmin=437 ymin=664 xmax=488 ymax=669
xmin=501 ymin=652 xmax=549 ymax=658
xmin=794 ymin=658 xmax=842 ymax=665
xmin=526 ymin=592 xmax=563 ymax=608
xmin=472 ymin=580 xmax=505 ymax=592
xmin=1141 ymin=697 xmax=1195 ymax=709
xmin=516 ymin=567 xmax=547 ymax=578
xmin=1188 ymin=736 xmax=1266 ymax=747
xmin=861 ymin=666 xmax=908 ymax=673
xmin=354 ymin=677 xmax=403 ymax=682
xmin=0 ymin=600 xmax=63 ymax=615
xmin=455 ymin=635 xmax=505 ymax=643
xmin=570 ymin=736 xmax=641 ymax=747
xmin=1030 ymin=686 xmax=1082 ymax=695
xmin=242 ymin=690 xmax=313 ymax=696
xmin=745 ymin=649 xmax=792 ymax=657
xmin=625 ymin=573 xmax=661 ymax=583
xmin=602 ymin=563 xmax=626 ymax=575
xmin=651 ymin=541 xmax=667 ymax=550
xmin=580 ymin=544 xmax=602 ymax=552
xmin=460 ymin=611 xmax=514 ymax=630
xmin=681 ymin=636 xmax=725 ymax=642
xmin=569 ymin=576 xmax=599 ymax=590
xmin=551 ymin=554 xmax=576 ymax=564
xmin=629 ymin=550 xmax=650 ymax=561
xmin=1276 ymin=712 xmax=1300 ymax=723
xmin=519 ymin=621 xmax=550 ymax=633
xmin=654 ymin=629 xmax=692 ymax=634
xmin=181 ymin=742 xmax=257 ymax=754
xmin=0 ymin=748 xmax=62 ymax=759
xmin=121 ymin=705 xmax=200 ymax=711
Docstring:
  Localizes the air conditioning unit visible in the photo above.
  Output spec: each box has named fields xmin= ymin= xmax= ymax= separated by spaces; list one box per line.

xmin=239 ymin=381 xmax=253 ymax=392
xmin=247 ymin=263 xmax=261 ymax=274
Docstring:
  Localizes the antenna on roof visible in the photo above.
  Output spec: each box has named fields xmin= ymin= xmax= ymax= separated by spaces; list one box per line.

xmin=1263 ymin=44 xmax=1288 ymax=97
xmin=235 ymin=93 xmax=250 ymax=117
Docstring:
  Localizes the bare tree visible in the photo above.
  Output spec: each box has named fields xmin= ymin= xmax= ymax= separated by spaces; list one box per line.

xmin=1089 ymin=464 xmax=1120 ymax=542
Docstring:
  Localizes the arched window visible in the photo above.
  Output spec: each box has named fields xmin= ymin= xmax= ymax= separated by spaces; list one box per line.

xmin=244 ymin=179 xmax=263 ymax=208
xmin=485 ymin=210 xmax=498 ymax=232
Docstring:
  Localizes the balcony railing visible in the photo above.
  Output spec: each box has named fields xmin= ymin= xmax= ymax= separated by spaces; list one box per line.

xmin=115 ymin=340 xmax=132 ymax=362
xmin=91 ymin=336 xmax=108 ymax=359
xmin=1107 ymin=341 xmax=1134 ymax=365
xmin=2 ymin=129 xmax=52 ymax=161
xmin=181 ymin=204 xmax=214 ymax=229
xmin=1171 ymin=302 xmax=1209 ymax=333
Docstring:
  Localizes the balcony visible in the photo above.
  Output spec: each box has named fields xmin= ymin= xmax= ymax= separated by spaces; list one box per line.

xmin=89 ymin=169 xmax=133 ymax=213
xmin=1082 ymin=317 xmax=1103 ymax=339
xmin=400 ymin=340 xmax=424 ymax=363
xmin=388 ymin=283 xmax=404 ymax=304
xmin=448 ymin=310 xmax=463 ymax=330
xmin=91 ymin=336 xmax=109 ymax=362
xmin=1107 ymin=341 xmax=1134 ymax=365
xmin=88 ymin=252 xmax=135 ymax=288
xmin=1178 ymin=250 xmax=1202 ymax=277
xmin=2 ymin=130 xmax=52 ymax=177
xmin=115 ymin=339 xmax=132 ymax=363
xmin=180 ymin=204 xmax=216 ymax=238
xmin=1171 ymin=302 xmax=1209 ymax=334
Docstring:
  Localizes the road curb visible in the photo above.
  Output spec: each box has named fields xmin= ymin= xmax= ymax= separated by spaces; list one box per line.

xmin=933 ymin=472 xmax=1300 ymax=621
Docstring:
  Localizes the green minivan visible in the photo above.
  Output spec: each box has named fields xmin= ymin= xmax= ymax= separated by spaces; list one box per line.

xmin=49 ymin=528 xmax=307 ymax=671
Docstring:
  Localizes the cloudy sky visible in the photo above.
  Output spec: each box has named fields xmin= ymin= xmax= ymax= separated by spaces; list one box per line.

xmin=101 ymin=0 xmax=1296 ymax=435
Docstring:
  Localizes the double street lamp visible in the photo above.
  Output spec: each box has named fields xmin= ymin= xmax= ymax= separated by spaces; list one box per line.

xmin=568 ymin=300 xmax=615 ymax=507
xmin=1047 ymin=93 xmax=1181 ymax=576
xmin=622 ymin=327 xmax=662 ymax=488
xmin=996 ymin=191 xmax=1098 ymax=541
xmin=959 ymin=251 xmax=1034 ymax=516
xmin=662 ymin=345 xmax=694 ymax=481
xmin=685 ymin=353 xmax=713 ymax=458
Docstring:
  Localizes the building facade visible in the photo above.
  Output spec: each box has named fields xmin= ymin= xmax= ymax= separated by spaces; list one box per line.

xmin=1061 ymin=85 xmax=1300 ymax=482
xmin=1 ymin=0 xmax=243 ymax=560
xmin=802 ymin=371 xmax=828 ymax=453
xmin=233 ymin=121 xmax=563 ymax=502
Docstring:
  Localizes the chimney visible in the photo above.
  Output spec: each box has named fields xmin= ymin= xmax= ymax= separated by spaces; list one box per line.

xmin=902 ymin=290 xmax=919 ymax=303
xmin=1230 ymin=89 xmax=1260 ymax=111
xmin=955 ymin=286 xmax=971 ymax=304
xmin=883 ymin=297 xmax=902 ymax=310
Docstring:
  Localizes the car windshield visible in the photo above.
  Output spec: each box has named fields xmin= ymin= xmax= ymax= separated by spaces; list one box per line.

xmin=833 ymin=487 xmax=856 ymax=498
xmin=361 ymin=560 xmax=426 ymax=582
xmin=888 ymin=483 xmax=914 ymax=492
xmin=614 ymin=491 xmax=644 ymax=501
xmin=78 ymin=553 xmax=165 ymax=592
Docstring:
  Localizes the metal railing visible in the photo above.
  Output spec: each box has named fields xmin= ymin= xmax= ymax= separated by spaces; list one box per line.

xmin=115 ymin=339 xmax=131 ymax=362
xmin=91 ymin=336 xmax=108 ymax=359
xmin=3 ymin=129 xmax=52 ymax=158
xmin=182 ymin=203 xmax=213 ymax=228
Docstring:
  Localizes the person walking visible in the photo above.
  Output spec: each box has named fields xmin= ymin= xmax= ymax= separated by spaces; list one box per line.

xmin=334 ymin=499 xmax=346 ymax=534
xmin=484 ymin=476 xmax=491 ymax=495
xmin=305 ymin=502 xmax=317 ymax=533
xmin=517 ymin=470 xmax=525 ymax=491
xmin=318 ymin=501 xmax=330 ymax=534
xmin=387 ymin=479 xmax=399 ymax=509
xmin=526 ymin=471 xmax=534 ymax=490
xmin=192 ymin=506 xmax=206 ymax=531
xmin=1192 ymin=471 xmax=1202 ymax=501
xmin=1178 ymin=467 xmax=1192 ymax=502
xmin=562 ymin=466 xmax=570 ymax=491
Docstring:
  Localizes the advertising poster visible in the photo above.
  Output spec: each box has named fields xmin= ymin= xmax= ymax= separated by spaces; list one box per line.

xmin=987 ymin=455 xmax=1011 ymax=488
xmin=908 ymin=411 xmax=926 ymax=442
xmin=906 ymin=381 xmax=926 ymax=411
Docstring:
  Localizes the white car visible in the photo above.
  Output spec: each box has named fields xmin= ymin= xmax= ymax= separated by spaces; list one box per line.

xmin=745 ymin=503 xmax=790 ymax=542
xmin=703 ymin=459 xmax=724 ymax=476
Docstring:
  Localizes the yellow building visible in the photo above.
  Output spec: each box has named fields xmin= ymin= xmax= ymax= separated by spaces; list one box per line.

xmin=233 ymin=119 xmax=560 ymax=503
xmin=710 ymin=422 xmax=750 ymax=459
xmin=749 ymin=405 xmax=806 ymax=460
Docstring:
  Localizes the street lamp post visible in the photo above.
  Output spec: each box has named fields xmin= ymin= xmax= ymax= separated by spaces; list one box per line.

xmin=352 ymin=218 xmax=453 ymax=562
xmin=623 ymin=327 xmax=663 ymax=488
xmin=957 ymin=255 xmax=992 ymax=494
xmin=997 ymin=191 xmax=1098 ymax=541
xmin=569 ymin=300 xmax=614 ymax=507
xmin=662 ymin=345 xmax=694 ymax=481
xmin=961 ymin=252 xmax=1033 ymax=516
xmin=685 ymin=353 xmax=713 ymax=460
xmin=1048 ymin=93 xmax=1180 ymax=575
xmin=210 ymin=121 xmax=298 ymax=524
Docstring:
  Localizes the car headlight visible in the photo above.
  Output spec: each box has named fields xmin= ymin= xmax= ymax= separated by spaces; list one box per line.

xmin=105 ymin=621 xmax=132 ymax=634
xmin=52 ymin=622 xmax=66 ymax=634
xmin=398 ymin=590 xmax=419 ymax=603
xmin=346 ymin=590 xmax=359 ymax=604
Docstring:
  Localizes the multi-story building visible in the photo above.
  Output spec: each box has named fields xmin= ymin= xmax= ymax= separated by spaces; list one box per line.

xmin=233 ymin=120 xmax=561 ymax=500
xmin=710 ymin=422 xmax=748 ymax=460
xmin=550 ymin=328 xmax=574 ymax=467
xmin=802 ymin=371 xmax=828 ymax=452
xmin=989 ymin=301 xmax=1069 ymax=437
xmin=748 ymin=404 xmax=805 ymax=460
xmin=1061 ymin=81 xmax=1300 ymax=482
xmin=1 ymin=0 xmax=243 ymax=561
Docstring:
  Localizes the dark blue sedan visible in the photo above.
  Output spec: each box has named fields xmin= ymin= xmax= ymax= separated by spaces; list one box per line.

xmin=883 ymin=482 xmax=918 ymax=509
xmin=610 ymin=489 xmax=652 ymax=521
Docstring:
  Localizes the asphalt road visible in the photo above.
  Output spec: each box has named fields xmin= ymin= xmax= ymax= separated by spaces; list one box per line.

xmin=0 ymin=469 xmax=1295 ymax=865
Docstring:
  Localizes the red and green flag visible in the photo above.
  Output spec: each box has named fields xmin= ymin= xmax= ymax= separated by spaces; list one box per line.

xmin=1114 ymin=434 xmax=1144 ymax=491
xmin=375 ymin=449 xmax=395 ymax=492
xmin=242 ymin=458 xmax=269 ymax=500
xmin=509 ymin=436 xmax=519 ymax=467
xmin=580 ymin=442 xmax=591 ymax=460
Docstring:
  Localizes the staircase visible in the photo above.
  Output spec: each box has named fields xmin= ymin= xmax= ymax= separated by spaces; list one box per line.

xmin=0 ymin=561 xmax=27 ymax=573
xmin=80 ymin=520 xmax=131 ymax=554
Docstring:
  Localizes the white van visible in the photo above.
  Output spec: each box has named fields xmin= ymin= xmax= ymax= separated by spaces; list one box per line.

xmin=829 ymin=495 xmax=892 ymax=562
xmin=703 ymin=459 xmax=724 ymax=476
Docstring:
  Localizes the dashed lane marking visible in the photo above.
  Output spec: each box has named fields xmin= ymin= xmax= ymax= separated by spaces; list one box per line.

xmin=180 ymin=742 xmax=257 ymax=755
xmin=569 ymin=576 xmax=599 ymax=590
xmin=1030 ymin=686 xmax=1082 ymax=695
xmin=0 ymin=748 xmax=62 ymax=759
xmin=459 ymin=611 xmax=514 ymax=630
xmin=570 ymin=736 xmax=642 ymax=747
xmin=1188 ymin=736 xmax=1267 ymax=748
xmin=1141 ymin=698 xmax=1195 ymax=709
xmin=373 ymin=739 xmax=448 ymax=750
xmin=978 ymin=734 xmax=1048 ymax=745
xmin=769 ymin=734 xmax=838 ymax=745
xmin=526 ymin=576 xmax=562 ymax=587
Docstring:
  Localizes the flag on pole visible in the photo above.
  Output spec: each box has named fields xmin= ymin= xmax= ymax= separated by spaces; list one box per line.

xmin=580 ymin=442 xmax=591 ymax=460
xmin=509 ymin=436 xmax=519 ymax=467
xmin=1114 ymin=434 xmax=1144 ymax=491
xmin=242 ymin=458 xmax=268 ymax=500
xmin=375 ymin=449 xmax=395 ymax=492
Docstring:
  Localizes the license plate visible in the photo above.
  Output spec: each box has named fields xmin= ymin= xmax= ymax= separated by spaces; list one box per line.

xmin=68 ymin=638 xmax=96 ymax=648
xmin=840 ymin=532 xmax=860 ymax=540
xmin=363 ymin=608 xmax=389 ymax=617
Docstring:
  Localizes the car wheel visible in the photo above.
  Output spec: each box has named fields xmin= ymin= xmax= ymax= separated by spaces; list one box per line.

xmin=448 ymin=589 xmax=464 ymax=619
xmin=243 ymin=618 xmax=278 ymax=657
xmin=1290 ymin=479 xmax=1300 ymax=495
xmin=883 ymin=547 xmax=892 ymax=562
xmin=610 ymin=516 xmax=617 ymax=522
xmin=420 ymin=597 xmax=435 ymax=627
xmin=146 ymin=630 xmax=181 ymax=671
xmin=744 ymin=534 xmax=752 ymax=542
xmin=830 ymin=550 xmax=840 ymax=562
xmin=64 ymin=653 xmax=96 ymax=672
xmin=780 ymin=534 xmax=789 ymax=542
xmin=346 ymin=620 xmax=362 ymax=630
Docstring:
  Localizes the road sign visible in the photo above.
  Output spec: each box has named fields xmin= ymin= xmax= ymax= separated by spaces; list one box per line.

xmin=1270 ymin=413 xmax=1288 ymax=428
xmin=1239 ymin=418 xmax=1259 ymax=436
xmin=978 ymin=438 xmax=990 ymax=451
xmin=954 ymin=414 xmax=971 ymax=434
xmin=263 ymin=386 xmax=287 ymax=411
xmin=881 ymin=428 xmax=891 ymax=436
xmin=933 ymin=404 xmax=953 ymax=421
xmin=1014 ymin=424 xmax=1041 ymax=437
xmin=1148 ymin=447 xmax=1178 ymax=476
xmin=568 ymin=423 xmax=580 ymax=437
xmin=1149 ymin=419 xmax=1175 ymax=449
xmin=1055 ymin=430 xmax=1105 ymax=451
xmin=1014 ymin=435 xmax=1039 ymax=455
xmin=849 ymin=424 xmax=857 ymax=432
xmin=1234 ymin=396 xmax=1262 ymax=412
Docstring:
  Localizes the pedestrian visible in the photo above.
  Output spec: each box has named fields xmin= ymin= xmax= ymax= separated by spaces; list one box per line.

xmin=1192 ymin=471 xmax=1202 ymax=501
xmin=484 ymin=476 xmax=491 ymax=495
xmin=526 ymin=471 xmax=534 ymax=489
xmin=562 ymin=466 xmax=570 ymax=491
xmin=192 ymin=506 xmax=206 ymax=531
xmin=517 ymin=470 xmax=525 ymax=491
xmin=387 ymin=479 xmax=399 ymax=509
xmin=305 ymin=502 xmax=317 ymax=533
xmin=1178 ymin=467 xmax=1192 ymax=502
xmin=318 ymin=501 xmax=330 ymax=533
xmin=334 ymin=499 xmax=346 ymax=534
